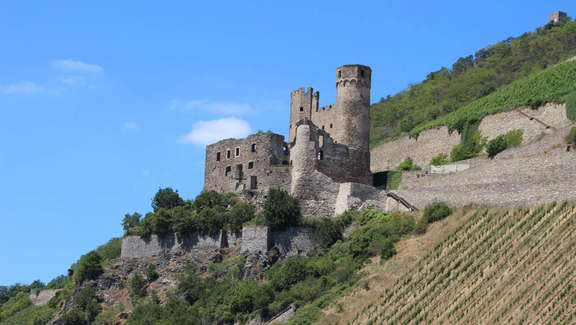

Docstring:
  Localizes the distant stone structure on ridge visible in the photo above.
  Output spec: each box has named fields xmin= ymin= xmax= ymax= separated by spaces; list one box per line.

xmin=550 ymin=11 xmax=568 ymax=23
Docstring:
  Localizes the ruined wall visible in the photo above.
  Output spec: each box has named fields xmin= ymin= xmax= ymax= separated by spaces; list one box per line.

xmin=371 ymin=126 xmax=460 ymax=172
xmin=204 ymin=132 xmax=290 ymax=195
xmin=29 ymin=289 xmax=60 ymax=306
xmin=271 ymin=227 xmax=315 ymax=257
xmin=370 ymin=103 xmax=571 ymax=172
xmin=240 ymin=226 xmax=270 ymax=254
xmin=121 ymin=233 xmax=221 ymax=259
xmin=311 ymin=103 xmax=338 ymax=134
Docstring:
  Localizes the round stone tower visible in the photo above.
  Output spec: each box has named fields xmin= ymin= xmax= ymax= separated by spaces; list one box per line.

xmin=335 ymin=64 xmax=372 ymax=183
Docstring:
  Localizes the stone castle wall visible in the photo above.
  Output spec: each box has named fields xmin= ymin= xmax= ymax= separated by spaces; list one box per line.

xmin=204 ymin=132 xmax=291 ymax=195
xmin=370 ymin=103 xmax=571 ymax=171
xmin=122 ymin=226 xmax=316 ymax=259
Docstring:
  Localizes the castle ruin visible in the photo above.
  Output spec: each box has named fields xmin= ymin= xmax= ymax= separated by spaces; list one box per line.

xmin=204 ymin=65 xmax=413 ymax=216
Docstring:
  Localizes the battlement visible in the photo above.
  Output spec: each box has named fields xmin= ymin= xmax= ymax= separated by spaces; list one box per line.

xmin=336 ymin=64 xmax=372 ymax=88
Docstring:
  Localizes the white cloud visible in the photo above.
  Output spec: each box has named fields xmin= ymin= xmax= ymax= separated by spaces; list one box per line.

xmin=170 ymin=99 xmax=253 ymax=115
xmin=123 ymin=122 xmax=139 ymax=130
xmin=180 ymin=117 xmax=252 ymax=146
xmin=60 ymin=76 xmax=87 ymax=86
xmin=52 ymin=59 xmax=102 ymax=73
xmin=1 ymin=81 xmax=45 ymax=95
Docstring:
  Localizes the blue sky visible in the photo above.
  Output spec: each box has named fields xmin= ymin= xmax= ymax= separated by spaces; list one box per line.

xmin=0 ymin=1 xmax=573 ymax=285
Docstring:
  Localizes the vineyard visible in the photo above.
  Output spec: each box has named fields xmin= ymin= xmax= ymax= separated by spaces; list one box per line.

xmin=355 ymin=201 xmax=576 ymax=325
xmin=409 ymin=60 xmax=576 ymax=137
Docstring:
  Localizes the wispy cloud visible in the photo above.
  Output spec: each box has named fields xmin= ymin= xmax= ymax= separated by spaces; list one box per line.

xmin=60 ymin=76 xmax=87 ymax=87
xmin=52 ymin=59 xmax=102 ymax=73
xmin=180 ymin=117 xmax=252 ymax=146
xmin=170 ymin=99 xmax=253 ymax=115
xmin=123 ymin=122 xmax=139 ymax=130
xmin=1 ymin=81 xmax=47 ymax=95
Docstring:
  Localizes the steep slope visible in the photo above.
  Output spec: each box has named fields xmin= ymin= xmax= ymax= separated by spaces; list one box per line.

xmin=356 ymin=202 xmax=576 ymax=324
xmin=370 ymin=18 xmax=576 ymax=147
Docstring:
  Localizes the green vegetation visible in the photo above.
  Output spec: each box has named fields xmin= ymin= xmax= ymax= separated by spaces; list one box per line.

xmin=395 ymin=157 xmax=421 ymax=171
xmin=151 ymin=187 xmax=185 ymax=212
xmin=62 ymin=287 xmax=101 ymax=325
xmin=487 ymin=129 xmax=524 ymax=158
xmin=449 ymin=120 xmax=486 ymax=162
xmin=361 ymin=202 xmax=576 ymax=324
xmin=371 ymin=18 xmax=576 ymax=147
xmin=0 ymin=292 xmax=32 ymax=321
xmin=121 ymin=209 xmax=415 ymax=324
xmin=566 ymin=127 xmax=576 ymax=144
xmin=261 ymin=188 xmax=301 ymax=230
xmin=73 ymin=251 xmax=103 ymax=283
xmin=566 ymin=91 xmax=576 ymax=122
xmin=385 ymin=171 xmax=402 ymax=191
xmin=429 ymin=153 xmax=449 ymax=166
xmin=416 ymin=202 xmax=452 ymax=234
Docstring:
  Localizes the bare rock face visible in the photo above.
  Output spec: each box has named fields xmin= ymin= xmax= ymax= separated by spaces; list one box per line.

xmin=29 ymin=289 xmax=60 ymax=306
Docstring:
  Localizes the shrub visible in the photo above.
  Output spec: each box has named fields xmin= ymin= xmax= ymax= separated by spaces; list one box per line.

xmin=385 ymin=171 xmax=402 ymax=190
xmin=429 ymin=153 xmax=450 ymax=166
xmin=567 ymin=91 xmax=576 ymax=122
xmin=313 ymin=218 xmax=343 ymax=249
xmin=129 ymin=271 xmax=148 ymax=299
xmin=74 ymin=251 xmax=103 ymax=283
xmin=414 ymin=217 xmax=428 ymax=234
xmin=151 ymin=187 xmax=184 ymax=212
xmin=194 ymin=190 xmax=231 ymax=211
xmin=145 ymin=265 xmax=159 ymax=282
xmin=450 ymin=122 xmax=486 ymax=162
xmin=504 ymin=129 xmax=523 ymax=148
xmin=195 ymin=207 xmax=225 ymax=234
xmin=566 ymin=127 xmax=576 ymax=145
xmin=46 ymin=275 xmax=70 ymax=289
xmin=395 ymin=157 xmax=422 ymax=171
xmin=262 ymin=188 xmax=301 ymax=230
xmin=227 ymin=202 xmax=255 ymax=232
xmin=74 ymin=287 xmax=101 ymax=322
xmin=0 ymin=292 xmax=32 ymax=320
xmin=379 ymin=239 xmax=396 ymax=260
xmin=267 ymin=256 xmax=309 ymax=291
xmin=486 ymin=135 xmax=508 ymax=158
xmin=423 ymin=202 xmax=452 ymax=223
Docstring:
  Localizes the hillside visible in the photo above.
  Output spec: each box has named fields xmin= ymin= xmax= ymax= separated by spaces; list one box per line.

xmin=370 ymin=17 xmax=576 ymax=147
xmin=355 ymin=201 xmax=576 ymax=324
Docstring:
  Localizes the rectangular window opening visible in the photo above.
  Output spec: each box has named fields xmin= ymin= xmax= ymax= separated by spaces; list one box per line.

xmin=216 ymin=152 xmax=221 ymax=161
xmin=250 ymin=176 xmax=258 ymax=190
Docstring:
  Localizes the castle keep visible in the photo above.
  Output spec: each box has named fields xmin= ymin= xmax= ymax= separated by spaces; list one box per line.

xmin=204 ymin=65 xmax=412 ymax=216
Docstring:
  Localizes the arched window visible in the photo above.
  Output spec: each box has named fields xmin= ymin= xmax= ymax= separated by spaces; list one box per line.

xmin=299 ymin=107 xmax=304 ymax=112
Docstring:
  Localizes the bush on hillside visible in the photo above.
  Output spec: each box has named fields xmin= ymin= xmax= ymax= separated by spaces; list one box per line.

xmin=486 ymin=135 xmax=508 ymax=158
xmin=429 ymin=153 xmax=450 ymax=166
xmin=567 ymin=91 xmax=576 ymax=122
xmin=194 ymin=190 xmax=233 ymax=211
xmin=267 ymin=256 xmax=309 ymax=291
xmin=504 ymin=129 xmax=523 ymax=147
xmin=74 ymin=251 xmax=103 ymax=283
xmin=313 ymin=218 xmax=343 ymax=249
xmin=380 ymin=239 xmax=397 ymax=260
xmin=63 ymin=287 xmax=101 ymax=325
xmin=151 ymin=187 xmax=185 ymax=212
xmin=262 ymin=188 xmax=301 ymax=230
xmin=0 ymin=292 xmax=32 ymax=321
xmin=566 ymin=127 xmax=576 ymax=144
xmin=423 ymin=202 xmax=452 ymax=223
xmin=129 ymin=271 xmax=148 ymax=299
xmin=395 ymin=157 xmax=422 ymax=171
xmin=227 ymin=202 xmax=255 ymax=232
xmin=450 ymin=121 xmax=486 ymax=162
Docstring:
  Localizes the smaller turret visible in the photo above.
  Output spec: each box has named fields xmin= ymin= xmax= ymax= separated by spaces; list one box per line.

xmin=289 ymin=87 xmax=319 ymax=143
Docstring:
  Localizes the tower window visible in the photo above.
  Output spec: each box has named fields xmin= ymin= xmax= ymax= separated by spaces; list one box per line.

xmin=317 ymin=151 xmax=324 ymax=160
xmin=330 ymin=123 xmax=333 ymax=128
xmin=299 ymin=107 xmax=304 ymax=112
xmin=216 ymin=152 xmax=221 ymax=161
xmin=248 ymin=162 xmax=254 ymax=169
xmin=322 ymin=125 xmax=325 ymax=130
xmin=225 ymin=166 xmax=231 ymax=176
xmin=227 ymin=150 xmax=231 ymax=159
xmin=338 ymin=71 xmax=341 ymax=78
xmin=251 ymin=144 xmax=256 ymax=152
xmin=250 ymin=176 xmax=258 ymax=190
xmin=235 ymin=147 xmax=240 ymax=156
xmin=360 ymin=69 xmax=364 ymax=78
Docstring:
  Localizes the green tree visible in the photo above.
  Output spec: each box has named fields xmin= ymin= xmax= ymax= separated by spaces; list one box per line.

xmin=151 ymin=187 xmax=184 ymax=212
xmin=423 ymin=202 xmax=452 ymax=223
xmin=262 ymin=189 xmax=301 ymax=230
xmin=74 ymin=251 xmax=103 ymax=283
xmin=129 ymin=271 xmax=147 ymax=299
xmin=429 ymin=153 xmax=450 ymax=166
xmin=122 ymin=212 xmax=141 ymax=234
xmin=486 ymin=135 xmax=508 ymax=158
xmin=313 ymin=218 xmax=343 ymax=249
xmin=194 ymin=190 xmax=231 ymax=211
xmin=267 ymin=256 xmax=308 ymax=291
xmin=227 ymin=202 xmax=255 ymax=232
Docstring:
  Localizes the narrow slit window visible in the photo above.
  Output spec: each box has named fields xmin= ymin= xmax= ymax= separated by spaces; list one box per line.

xmin=330 ymin=123 xmax=333 ymax=128
xmin=235 ymin=147 xmax=240 ymax=156
xmin=317 ymin=151 xmax=323 ymax=160
xmin=251 ymin=144 xmax=256 ymax=152
xmin=216 ymin=152 xmax=221 ymax=161
xmin=250 ymin=176 xmax=258 ymax=190
xmin=227 ymin=150 xmax=231 ymax=159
